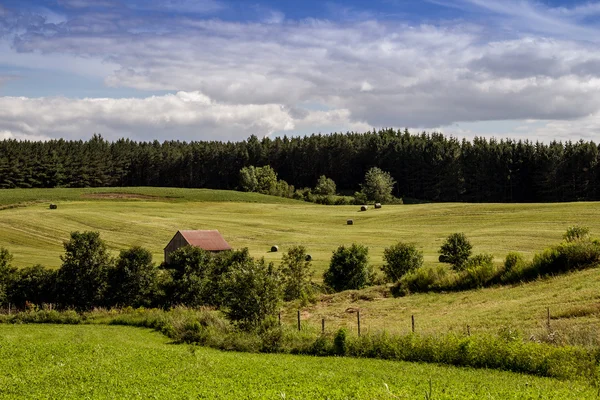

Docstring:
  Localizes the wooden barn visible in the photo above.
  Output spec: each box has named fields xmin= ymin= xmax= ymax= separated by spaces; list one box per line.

xmin=164 ymin=230 xmax=232 ymax=264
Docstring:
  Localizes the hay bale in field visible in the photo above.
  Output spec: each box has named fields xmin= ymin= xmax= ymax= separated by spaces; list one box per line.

xmin=360 ymin=205 xmax=368 ymax=211
xmin=347 ymin=219 xmax=353 ymax=225
xmin=49 ymin=204 xmax=57 ymax=210
xmin=374 ymin=203 xmax=382 ymax=209
xmin=271 ymin=245 xmax=279 ymax=252
xmin=305 ymin=254 xmax=312 ymax=262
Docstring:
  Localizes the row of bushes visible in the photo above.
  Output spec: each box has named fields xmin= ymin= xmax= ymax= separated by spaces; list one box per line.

xmin=240 ymin=165 xmax=401 ymax=205
xmin=2 ymin=306 xmax=597 ymax=381
xmin=393 ymin=229 xmax=600 ymax=296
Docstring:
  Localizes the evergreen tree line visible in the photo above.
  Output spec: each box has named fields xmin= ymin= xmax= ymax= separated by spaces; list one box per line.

xmin=1 ymin=130 xmax=599 ymax=202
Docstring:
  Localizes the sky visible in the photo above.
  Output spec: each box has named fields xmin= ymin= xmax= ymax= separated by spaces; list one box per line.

xmin=1 ymin=0 xmax=600 ymax=142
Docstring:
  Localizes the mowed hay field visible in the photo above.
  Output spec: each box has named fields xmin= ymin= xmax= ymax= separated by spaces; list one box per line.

xmin=0 ymin=324 xmax=596 ymax=399
xmin=2 ymin=187 xmax=600 ymax=275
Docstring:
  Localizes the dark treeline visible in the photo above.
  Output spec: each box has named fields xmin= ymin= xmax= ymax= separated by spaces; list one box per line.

xmin=1 ymin=130 xmax=599 ymax=202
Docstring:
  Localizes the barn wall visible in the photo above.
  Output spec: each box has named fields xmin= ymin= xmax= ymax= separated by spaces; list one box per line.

xmin=164 ymin=232 xmax=189 ymax=264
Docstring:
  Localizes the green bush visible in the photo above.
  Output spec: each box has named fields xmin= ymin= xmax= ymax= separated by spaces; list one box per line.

xmin=382 ymin=242 xmax=423 ymax=282
xmin=438 ymin=233 xmax=472 ymax=271
xmin=504 ymin=252 xmax=525 ymax=272
xmin=530 ymin=241 xmax=600 ymax=276
xmin=0 ymin=247 xmax=16 ymax=306
xmin=393 ymin=266 xmax=451 ymax=296
xmin=57 ymin=231 xmax=113 ymax=310
xmin=221 ymin=258 xmax=282 ymax=331
xmin=313 ymin=175 xmax=336 ymax=196
xmin=109 ymin=246 xmax=160 ymax=308
xmin=359 ymin=167 xmax=396 ymax=203
xmin=457 ymin=260 xmax=499 ymax=290
xmin=280 ymin=245 xmax=314 ymax=301
xmin=323 ymin=244 xmax=373 ymax=292
xmin=563 ymin=226 xmax=590 ymax=242
xmin=8 ymin=265 xmax=57 ymax=308
xmin=334 ymin=328 xmax=348 ymax=355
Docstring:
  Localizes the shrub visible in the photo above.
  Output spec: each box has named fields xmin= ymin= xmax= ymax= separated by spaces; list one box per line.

xmin=108 ymin=246 xmax=160 ymax=308
xmin=530 ymin=240 xmax=600 ymax=276
xmin=280 ymin=245 xmax=314 ymax=301
xmin=392 ymin=266 xmax=451 ymax=296
xmin=8 ymin=265 xmax=57 ymax=308
xmin=314 ymin=195 xmax=336 ymax=205
xmin=57 ymin=231 xmax=113 ymax=310
xmin=164 ymin=246 xmax=214 ymax=307
xmin=359 ymin=167 xmax=396 ymax=203
xmin=0 ymin=247 xmax=16 ymax=306
xmin=382 ymin=242 xmax=423 ymax=282
xmin=563 ymin=226 xmax=590 ymax=242
xmin=323 ymin=244 xmax=373 ymax=292
xmin=334 ymin=328 xmax=348 ymax=355
xmin=314 ymin=175 xmax=336 ymax=196
xmin=334 ymin=196 xmax=352 ymax=205
xmin=221 ymin=258 xmax=282 ymax=331
xmin=457 ymin=260 xmax=499 ymax=289
xmin=439 ymin=233 xmax=472 ymax=271
xmin=504 ymin=252 xmax=525 ymax=272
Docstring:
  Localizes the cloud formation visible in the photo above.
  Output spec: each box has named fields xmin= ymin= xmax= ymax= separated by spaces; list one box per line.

xmin=0 ymin=91 xmax=369 ymax=141
xmin=0 ymin=1 xmax=600 ymax=141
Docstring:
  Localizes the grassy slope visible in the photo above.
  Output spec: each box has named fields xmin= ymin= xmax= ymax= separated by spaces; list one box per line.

xmin=0 ymin=324 xmax=595 ymax=399
xmin=3 ymin=188 xmax=600 ymax=340
xmin=286 ymin=268 xmax=600 ymax=341
xmin=2 ymin=188 xmax=600 ymax=274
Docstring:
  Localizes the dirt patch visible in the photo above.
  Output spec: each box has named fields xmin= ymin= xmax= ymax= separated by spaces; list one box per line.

xmin=81 ymin=193 xmax=165 ymax=200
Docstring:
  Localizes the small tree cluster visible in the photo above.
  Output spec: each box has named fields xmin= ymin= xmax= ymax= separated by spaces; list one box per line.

xmin=324 ymin=244 xmax=373 ymax=292
xmin=359 ymin=167 xmax=396 ymax=203
xmin=438 ymin=233 xmax=473 ymax=271
xmin=239 ymin=165 xmax=293 ymax=197
xmin=280 ymin=245 xmax=313 ymax=301
xmin=382 ymin=242 xmax=423 ymax=282
xmin=313 ymin=175 xmax=337 ymax=196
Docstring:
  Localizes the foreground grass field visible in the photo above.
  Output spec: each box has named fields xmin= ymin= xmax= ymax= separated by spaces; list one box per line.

xmin=2 ymin=187 xmax=600 ymax=276
xmin=0 ymin=324 xmax=596 ymax=399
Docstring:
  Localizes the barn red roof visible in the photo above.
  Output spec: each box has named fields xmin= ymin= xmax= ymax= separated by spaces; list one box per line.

xmin=178 ymin=230 xmax=232 ymax=251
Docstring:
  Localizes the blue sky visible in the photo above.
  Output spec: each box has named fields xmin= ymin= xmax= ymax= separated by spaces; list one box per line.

xmin=1 ymin=0 xmax=600 ymax=142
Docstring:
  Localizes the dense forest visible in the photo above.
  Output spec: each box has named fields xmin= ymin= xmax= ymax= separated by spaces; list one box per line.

xmin=0 ymin=129 xmax=598 ymax=202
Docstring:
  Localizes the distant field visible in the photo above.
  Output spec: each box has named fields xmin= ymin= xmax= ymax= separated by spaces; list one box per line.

xmin=1 ymin=188 xmax=600 ymax=276
xmin=0 ymin=324 xmax=595 ymax=399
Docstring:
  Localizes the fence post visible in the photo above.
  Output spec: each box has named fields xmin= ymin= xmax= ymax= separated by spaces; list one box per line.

xmin=411 ymin=315 xmax=415 ymax=333
xmin=297 ymin=310 xmax=301 ymax=331
xmin=467 ymin=325 xmax=470 ymax=336
xmin=357 ymin=310 xmax=361 ymax=337
xmin=278 ymin=311 xmax=281 ymax=326
xmin=8 ymin=303 xmax=10 ymax=315
xmin=547 ymin=307 xmax=551 ymax=330
xmin=322 ymin=318 xmax=325 ymax=334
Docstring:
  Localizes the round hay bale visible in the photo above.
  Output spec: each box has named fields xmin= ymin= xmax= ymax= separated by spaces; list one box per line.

xmin=347 ymin=219 xmax=354 ymax=225
xmin=271 ymin=245 xmax=279 ymax=252
xmin=305 ymin=254 xmax=312 ymax=262
xmin=49 ymin=204 xmax=57 ymax=210
xmin=374 ymin=203 xmax=382 ymax=209
xmin=360 ymin=205 xmax=368 ymax=212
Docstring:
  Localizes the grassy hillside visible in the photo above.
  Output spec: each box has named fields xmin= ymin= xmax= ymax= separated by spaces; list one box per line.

xmin=1 ymin=188 xmax=600 ymax=275
xmin=283 ymin=268 xmax=600 ymax=344
xmin=0 ymin=324 xmax=595 ymax=399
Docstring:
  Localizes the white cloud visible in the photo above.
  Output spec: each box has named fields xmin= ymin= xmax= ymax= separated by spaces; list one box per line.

xmin=0 ymin=91 xmax=369 ymax=141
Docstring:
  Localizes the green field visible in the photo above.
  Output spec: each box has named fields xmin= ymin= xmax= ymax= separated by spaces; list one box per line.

xmin=0 ymin=324 xmax=595 ymax=399
xmin=1 ymin=187 xmax=599 ymax=276
xmin=4 ymin=187 xmax=600 ymax=340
